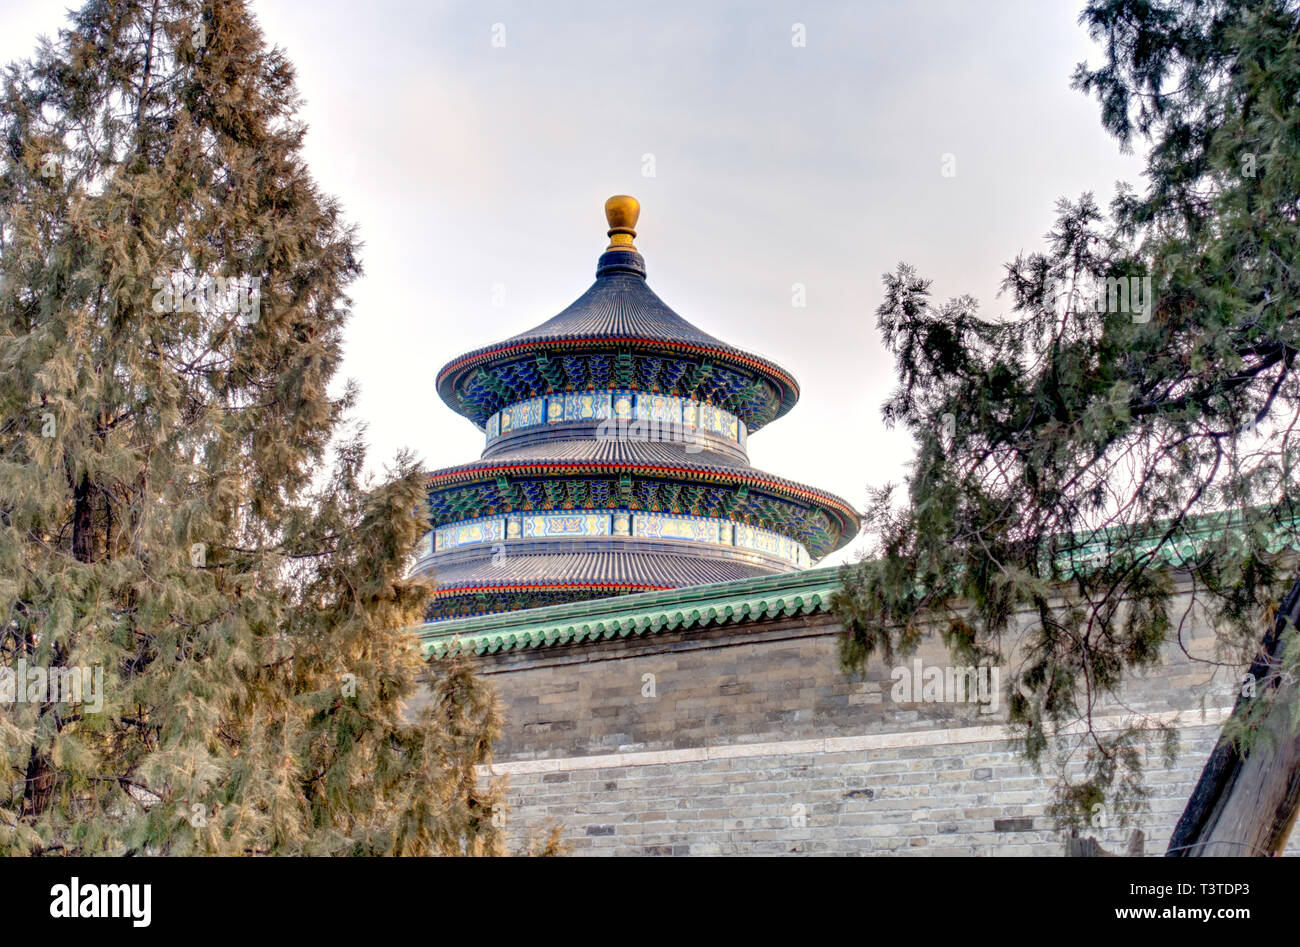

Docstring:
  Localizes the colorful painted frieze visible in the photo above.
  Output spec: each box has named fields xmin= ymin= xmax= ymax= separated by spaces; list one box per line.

xmin=611 ymin=391 xmax=634 ymax=420
xmin=563 ymin=390 xmax=611 ymax=422
xmin=634 ymin=513 xmax=721 ymax=544
xmin=521 ymin=512 xmax=612 ymax=538
xmin=734 ymin=522 xmax=807 ymax=565
xmin=636 ymin=393 xmax=681 ymax=424
xmin=518 ymin=398 xmax=543 ymax=428
xmin=430 ymin=508 xmax=809 ymax=566
xmin=698 ymin=402 xmax=723 ymax=436
xmin=435 ymin=516 xmax=505 ymax=551
xmin=486 ymin=392 xmax=744 ymax=448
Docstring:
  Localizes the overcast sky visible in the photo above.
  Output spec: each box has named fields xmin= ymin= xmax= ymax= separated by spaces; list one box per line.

xmin=0 ymin=1 xmax=1146 ymax=565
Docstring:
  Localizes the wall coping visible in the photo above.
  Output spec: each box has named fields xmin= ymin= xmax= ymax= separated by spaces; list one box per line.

xmin=418 ymin=565 xmax=843 ymax=657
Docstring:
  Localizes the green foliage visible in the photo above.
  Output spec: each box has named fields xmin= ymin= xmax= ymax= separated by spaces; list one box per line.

xmin=0 ymin=0 xmax=508 ymax=854
xmin=833 ymin=0 xmax=1300 ymax=827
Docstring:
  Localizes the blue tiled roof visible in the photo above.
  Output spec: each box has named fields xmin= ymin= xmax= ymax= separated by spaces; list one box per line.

xmin=503 ymin=272 xmax=733 ymax=350
xmin=436 ymin=267 xmax=800 ymax=431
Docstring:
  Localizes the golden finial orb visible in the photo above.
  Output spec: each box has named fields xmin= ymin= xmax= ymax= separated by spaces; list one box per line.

xmin=604 ymin=195 xmax=640 ymax=251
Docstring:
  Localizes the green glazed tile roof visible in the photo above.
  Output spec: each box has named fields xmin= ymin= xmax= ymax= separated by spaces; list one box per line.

xmin=419 ymin=564 xmax=841 ymax=657
xmin=1056 ymin=509 xmax=1300 ymax=570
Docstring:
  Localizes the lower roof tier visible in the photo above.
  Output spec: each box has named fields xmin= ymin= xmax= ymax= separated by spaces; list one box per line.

xmin=415 ymin=547 xmax=794 ymax=622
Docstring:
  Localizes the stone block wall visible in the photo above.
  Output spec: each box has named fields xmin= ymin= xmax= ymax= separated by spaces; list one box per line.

xmin=448 ymin=584 xmax=1296 ymax=856
xmin=493 ymin=723 xmax=1229 ymax=856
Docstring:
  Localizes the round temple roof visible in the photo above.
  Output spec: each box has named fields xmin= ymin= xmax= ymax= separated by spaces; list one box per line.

xmin=435 ymin=198 xmax=800 ymax=433
xmin=498 ymin=274 xmax=729 ymax=351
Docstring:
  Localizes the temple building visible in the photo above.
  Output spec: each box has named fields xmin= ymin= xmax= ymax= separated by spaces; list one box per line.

xmin=412 ymin=201 xmax=1289 ymax=858
xmin=415 ymin=196 xmax=859 ymax=620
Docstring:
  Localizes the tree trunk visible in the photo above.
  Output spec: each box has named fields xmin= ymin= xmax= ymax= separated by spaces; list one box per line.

xmin=22 ymin=474 xmax=95 ymax=819
xmin=1167 ymin=571 xmax=1300 ymax=856
xmin=72 ymin=473 xmax=94 ymax=564
xmin=1065 ymin=829 xmax=1144 ymax=856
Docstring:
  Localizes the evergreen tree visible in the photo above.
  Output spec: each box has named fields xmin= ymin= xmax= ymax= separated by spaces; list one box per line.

xmin=834 ymin=0 xmax=1300 ymax=854
xmin=0 ymin=0 xmax=504 ymax=855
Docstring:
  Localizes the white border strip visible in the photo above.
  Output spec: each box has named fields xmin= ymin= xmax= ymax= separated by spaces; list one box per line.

xmin=478 ymin=706 xmax=1234 ymax=777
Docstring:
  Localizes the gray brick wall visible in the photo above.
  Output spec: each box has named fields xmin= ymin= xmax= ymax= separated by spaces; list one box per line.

xmin=439 ymin=581 xmax=1297 ymax=856
xmin=492 ymin=726 xmax=1232 ymax=856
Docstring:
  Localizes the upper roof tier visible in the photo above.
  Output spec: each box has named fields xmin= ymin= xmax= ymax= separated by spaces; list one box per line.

xmin=435 ymin=196 xmax=800 ymax=434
